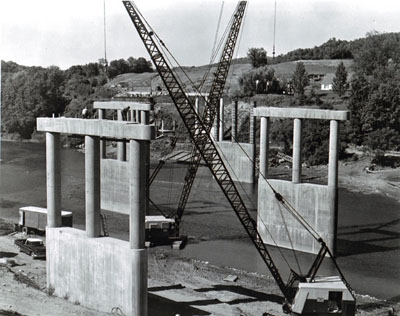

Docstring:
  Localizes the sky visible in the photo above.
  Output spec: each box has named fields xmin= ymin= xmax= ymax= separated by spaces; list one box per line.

xmin=1 ymin=0 xmax=400 ymax=70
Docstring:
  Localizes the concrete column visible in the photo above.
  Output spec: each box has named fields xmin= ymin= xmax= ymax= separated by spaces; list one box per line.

xmin=140 ymin=111 xmax=150 ymax=215
xmin=140 ymin=111 xmax=150 ymax=125
xmin=136 ymin=110 xmax=141 ymax=124
xmin=213 ymin=107 xmax=219 ymax=141
xmin=259 ymin=117 xmax=270 ymax=179
xmin=219 ymin=98 xmax=224 ymax=142
xmin=195 ymin=97 xmax=199 ymax=134
xmin=328 ymin=119 xmax=339 ymax=256
xmin=328 ymin=120 xmax=339 ymax=187
xmin=98 ymin=109 xmax=106 ymax=159
xmin=46 ymin=132 xmax=61 ymax=228
xmin=129 ymin=140 xmax=148 ymax=316
xmin=249 ymin=101 xmax=257 ymax=144
xmin=85 ymin=135 xmax=101 ymax=237
xmin=250 ymin=101 xmax=257 ymax=183
xmin=231 ymin=100 xmax=238 ymax=142
xmin=117 ymin=110 xmax=127 ymax=161
xmin=130 ymin=110 xmax=136 ymax=123
xmin=129 ymin=140 xmax=146 ymax=249
xmin=292 ymin=118 xmax=302 ymax=183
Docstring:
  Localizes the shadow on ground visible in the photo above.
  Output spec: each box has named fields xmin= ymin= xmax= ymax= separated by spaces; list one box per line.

xmin=149 ymin=293 xmax=210 ymax=316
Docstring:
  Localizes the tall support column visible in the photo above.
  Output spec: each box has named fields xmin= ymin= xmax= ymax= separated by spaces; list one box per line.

xmin=117 ymin=110 xmax=127 ymax=161
xmin=98 ymin=109 xmax=106 ymax=159
xmin=249 ymin=101 xmax=257 ymax=183
xmin=292 ymin=118 xmax=302 ymax=183
xmin=85 ymin=135 xmax=100 ymax=238
xmin=249 ymin=101 xmax=257 ymax=144
xmin=46 ymin=132 xmax=61 ymax=228
xmin=140 ymin=111 xmax=150 ymax=215
xmin=213 ymin=97 xmax=220 ymax=141
xmin=328 ymin=120 xmax=339 ymax=187
xmin=328 ymin=120 xmax=339 ymax=256
xmin=129 ymin=140 xmax=146 ymax=249
xmin=129 ymin=139 xmax=147 ymax=316
xmin=231 ymin=100 xmax=238 ymax=142
xmin=195 ymin=97 xmax=199 ymax=134
xmin=219 ymin=98 xmax=224 ymax=142
xmin=259 ymin=117 xmax=270 ymax=179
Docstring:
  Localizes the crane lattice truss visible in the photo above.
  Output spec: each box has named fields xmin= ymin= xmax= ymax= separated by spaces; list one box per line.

xmin=176 ymin=1 xmax=247 ymax=227
xmin=122 ymin=1 xmax=290 ymax=299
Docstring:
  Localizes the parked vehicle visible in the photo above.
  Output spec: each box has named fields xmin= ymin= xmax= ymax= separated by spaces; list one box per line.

xmin=14 ymin=238 xmax=46 ymax=259
xmin=14 ymin=206 xmax=73 ymax=235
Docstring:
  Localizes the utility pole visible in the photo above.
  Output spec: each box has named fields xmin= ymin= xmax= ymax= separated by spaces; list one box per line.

xmin=102 ymin=0 xmax=108 ymax=77
xmin=272 ymin=0 xmax=277 ymax=59
xmin=0 ymin=61 xmax=2 ymax=162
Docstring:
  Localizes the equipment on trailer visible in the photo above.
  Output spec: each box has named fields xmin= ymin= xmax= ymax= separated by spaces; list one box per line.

xmin=15 ymin=206 xmax=73 ymax=235
xmin=123 ymin=1 xmax=356 ymax=314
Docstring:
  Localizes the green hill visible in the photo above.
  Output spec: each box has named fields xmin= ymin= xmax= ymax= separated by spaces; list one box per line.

xmin=108 ymin=59 xmax=353 ymax=96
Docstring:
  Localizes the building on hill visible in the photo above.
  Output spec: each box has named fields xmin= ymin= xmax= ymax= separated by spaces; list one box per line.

xmin=321 ymin=73 xmax=335 ymax=91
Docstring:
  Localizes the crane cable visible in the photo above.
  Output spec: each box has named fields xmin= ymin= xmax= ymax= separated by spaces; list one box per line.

xmin=210 ymin=1 xmax=225 ymax=65
xmin=130 ymin=1 xmax=241 ymax=105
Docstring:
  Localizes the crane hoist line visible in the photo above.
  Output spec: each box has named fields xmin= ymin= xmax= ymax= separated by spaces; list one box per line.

xmin=122 ymin=1 xmax=356 ymax=315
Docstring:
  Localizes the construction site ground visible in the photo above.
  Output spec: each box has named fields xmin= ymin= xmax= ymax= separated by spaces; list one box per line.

xmin=0 ymin=231 xmax=398 ymax=316
xmin=0 ymin=141 xmax=399 ymax=315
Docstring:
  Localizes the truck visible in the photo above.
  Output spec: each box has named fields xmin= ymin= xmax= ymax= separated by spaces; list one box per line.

xmin=14 ymin=206 xmax=73 ymax=235
xmin=14 ymin=238 xmax=46 ymax=259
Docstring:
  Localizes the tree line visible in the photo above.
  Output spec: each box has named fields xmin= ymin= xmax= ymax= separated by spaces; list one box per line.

xmin=1 ymin=56 xmax=153 ymax=139
xmin=239 ymin=31 xmax=400 ymax=164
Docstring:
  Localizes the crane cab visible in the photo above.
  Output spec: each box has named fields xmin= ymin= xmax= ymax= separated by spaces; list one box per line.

xmin=291 ymin=276 xmax=355 ymax=316
xmin=145 ymin=215 xmax=187 ymax=249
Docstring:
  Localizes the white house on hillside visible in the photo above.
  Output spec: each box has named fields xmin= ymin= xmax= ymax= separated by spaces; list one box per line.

xmin=321 ymin=73 xmax=335 ymax=91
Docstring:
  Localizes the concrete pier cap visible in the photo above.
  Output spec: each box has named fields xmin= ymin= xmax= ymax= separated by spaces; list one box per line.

xmin=254 ymin=106 xmax=349 ymax=256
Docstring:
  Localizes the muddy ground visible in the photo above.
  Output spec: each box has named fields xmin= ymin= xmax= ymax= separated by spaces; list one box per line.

xmin=0 ymin=231 xmax=399 ymax=316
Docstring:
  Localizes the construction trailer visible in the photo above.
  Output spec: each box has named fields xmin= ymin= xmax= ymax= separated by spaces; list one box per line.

xmin=15 ymin=206 xmax=73 ymax=235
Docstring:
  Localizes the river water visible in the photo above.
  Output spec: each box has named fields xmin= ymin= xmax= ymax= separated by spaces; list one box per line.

xmin=0 ymin=141 xmax=399 ymax=301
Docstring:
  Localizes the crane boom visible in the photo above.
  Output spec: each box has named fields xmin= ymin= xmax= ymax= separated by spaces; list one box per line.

xmin=176 ymin=1 xmax=247 ymax=229
xmin=122 ymin=0 xmax=290 ymax=299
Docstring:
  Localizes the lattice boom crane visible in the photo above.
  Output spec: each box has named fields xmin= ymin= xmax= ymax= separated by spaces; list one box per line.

xmin=122 ymin=2 xmax=356 ymax=315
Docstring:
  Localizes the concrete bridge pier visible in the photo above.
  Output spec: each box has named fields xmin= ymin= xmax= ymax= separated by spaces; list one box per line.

xmin=129 ymin=139 xmax=148 ymax=316
xmin=85 ymin=135 xmax=101 ymax=238
xmin=292 ymin=118 xmax=302 ymax=183
xmin=117 ymin=110 xmax=127 ymax=161
xmin=46 ymin=132 xmax=61 ymax=228
xmin=140 ymin=110 xmax=150 ymax=215
xmin=98 ymin=109 xmax=106 ymax=159
xmin=328 ymin=119 xmax=339 ymax=255
xmin=219 ymin=98 xmax=224 ymax=142
xmin=231 ymin=100 xmax=238 ymax=142
xmin=259 ymin=117 xmax=270 ymax=179
xmin=249 ymin=101 xmax=257 ymax=181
